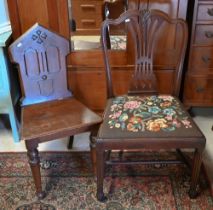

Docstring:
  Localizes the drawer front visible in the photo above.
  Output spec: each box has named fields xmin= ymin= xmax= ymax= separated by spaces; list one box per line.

xmin=197 ymin=3 xmax=213 ymax=21
xmin=184 ymin=75 xmax=213 ymax=104
xmin=72 ymin=0 xmax=102 ymax=20
xmin=77 ymin=19 xmax=102 ymax=29
xmin=72 ymin=0 xmax=103 ymax=30
xmin=74 ymin=5 xmax=102 ymax=19
xmin=189 ymin=47 xmax=213 ymax=72
xmin=194 ymin=24 xmax=213 ymax=45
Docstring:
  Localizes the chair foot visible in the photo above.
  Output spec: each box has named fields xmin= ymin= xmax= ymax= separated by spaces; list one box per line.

xmin=67 ymin=136 xmax=74 ymax=149
xmin=37 ymin=191 xmax=46 ymax=200
xmin=189 ymin=148 xmax=203 ymax=199
xmin=97 ymin=193 xmax=107 ymax=202
xmin=188 ymin=188 xmax=198 ymax=199
xmin=26 ymin=141 xmax=44 ymax=200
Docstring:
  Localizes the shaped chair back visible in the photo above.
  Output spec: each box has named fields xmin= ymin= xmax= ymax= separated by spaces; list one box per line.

xmin=9 ymin=23 xmax=71 ymax=106
xmin=101 ymin=9 xmax=188 ymax=98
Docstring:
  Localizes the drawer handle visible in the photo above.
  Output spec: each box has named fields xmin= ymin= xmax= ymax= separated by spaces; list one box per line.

xmin=196 ymin=87 xmax=205 ymax=93
xmin=205 ymin=31 xmax=213 ymax=38
xmin=202 ymin=55 xmax=211 ymax=63
xmin=207 ymin=8 xmax=213 ymax=16
xmin=80 ymin=4 xmax=95 ymax=9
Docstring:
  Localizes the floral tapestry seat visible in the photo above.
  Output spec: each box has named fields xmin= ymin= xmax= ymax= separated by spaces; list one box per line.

xmin=98 ymin=95 xmax=203 ymax=139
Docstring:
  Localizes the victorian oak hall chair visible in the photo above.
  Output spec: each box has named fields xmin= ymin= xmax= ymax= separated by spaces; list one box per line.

xmin=9 ymin=24 xmax=102 ymax=199
xmin=95 ymin=9 xmax=206 ymax=201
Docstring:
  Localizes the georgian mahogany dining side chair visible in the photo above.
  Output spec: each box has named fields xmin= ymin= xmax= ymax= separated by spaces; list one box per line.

xmin=9 ymin=23 xmax=102 ymax=199
xmin=95 ymin=9 xmax=206 ymax=201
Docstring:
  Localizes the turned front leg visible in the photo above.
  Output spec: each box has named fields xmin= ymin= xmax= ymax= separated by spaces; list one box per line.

xmin=189 ymin=148 xmax=203 ymax=198
xmin=26 ymin=141 xmax=46 ymax=199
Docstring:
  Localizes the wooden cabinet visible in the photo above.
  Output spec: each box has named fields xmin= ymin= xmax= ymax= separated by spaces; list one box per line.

xmin=128 ymin=0 xmax=188 ymax=19
xmin=127 ymin=0 xmax=188 ymax=64
xmin=183 ymin=0 xmax=213 ymax=107
xmin=70 ymin=0 xmax=188 ymax=111
xmin=7 ymin=0 xmax=189 ymax=111
xmin=68 ymin=51 xmax=175 ymax=110
xmin=72 ymin=0 xmax=103 ymax=35
xmin=7 ymin=0 xmax=70 ymax=39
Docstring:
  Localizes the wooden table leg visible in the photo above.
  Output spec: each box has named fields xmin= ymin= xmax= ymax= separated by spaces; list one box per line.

xmin=188 ymin=148 xmax=203 ymax=198
xmin=25 ymin=141 xmax=46 ymax=199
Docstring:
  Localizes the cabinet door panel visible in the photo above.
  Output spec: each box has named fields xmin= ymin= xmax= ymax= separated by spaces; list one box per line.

xmin=148 ymin=0 xmax=187 ymax=19
xmin=127 ymin=0 xmax=188 ymax=65
xmin=128 ymin=0 xmax=148 ymax=9
xmin=149 ymin=0 xmax=188 ymax=63
xmin=68 ymin=68 xmax=174 ymax=111
xmin=7 ymin=0 xmax=70 ymax=39
xmin=17 ymin=0 xmax=49 ymax=32
xmin=68 ymin=69 xmax=106 ymax=110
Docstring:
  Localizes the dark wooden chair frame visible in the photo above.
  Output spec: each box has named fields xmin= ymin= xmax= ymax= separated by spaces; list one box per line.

xmin=9 ymin=24 xmax=102 ymax=199
xmin=95 ymin=9 xmax=206 ymax=201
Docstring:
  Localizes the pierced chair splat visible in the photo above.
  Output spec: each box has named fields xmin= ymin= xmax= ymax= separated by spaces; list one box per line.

xmin=95 ymin=9 xmax=206 ymax=202
xmin=9 ymin=23 xmax=102 ymax=199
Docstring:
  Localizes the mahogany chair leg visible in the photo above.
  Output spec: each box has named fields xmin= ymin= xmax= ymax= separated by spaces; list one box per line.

xmin=96 ymin=146 xmax=107 ymax=202
xmin=189 ymin=148 xmax=203 ymax=198
xmin=90 ymin=136 xmax=97 ymax=176
xmin=90 ymin=126 xmax=99 ymax=176
xmin=67 ymin=136 xmax=74 ymax=149
xmin=25 ymin=141 xmax=46 ymax=199
xmin=106 ymin=150 xmax=111 ymax=161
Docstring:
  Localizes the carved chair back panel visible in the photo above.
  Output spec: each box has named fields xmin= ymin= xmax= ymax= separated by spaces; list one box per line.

xmin=9 ymin=24 xmax=72 ymax=106
xmin=101 ymin=10 xmax=188 ymax=98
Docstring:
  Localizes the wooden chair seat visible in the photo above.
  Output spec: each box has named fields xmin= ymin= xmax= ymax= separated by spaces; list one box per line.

xmin=22 ymin=98 xmax=101 ymax=141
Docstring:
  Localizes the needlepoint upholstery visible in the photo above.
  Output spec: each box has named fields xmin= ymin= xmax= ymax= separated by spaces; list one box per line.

xmin=98 ymin=95 xmax=203 ymax=139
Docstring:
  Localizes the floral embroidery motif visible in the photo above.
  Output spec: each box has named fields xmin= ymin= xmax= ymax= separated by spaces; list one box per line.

xmin=108 ymin=95 xmax=192 ymax=132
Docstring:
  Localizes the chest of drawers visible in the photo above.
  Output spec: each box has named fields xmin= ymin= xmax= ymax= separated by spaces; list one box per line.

xmin=72 ymin=0 xmax=103 ymax=35
xmin=184 ymin=0 xmax=213 ymax=107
